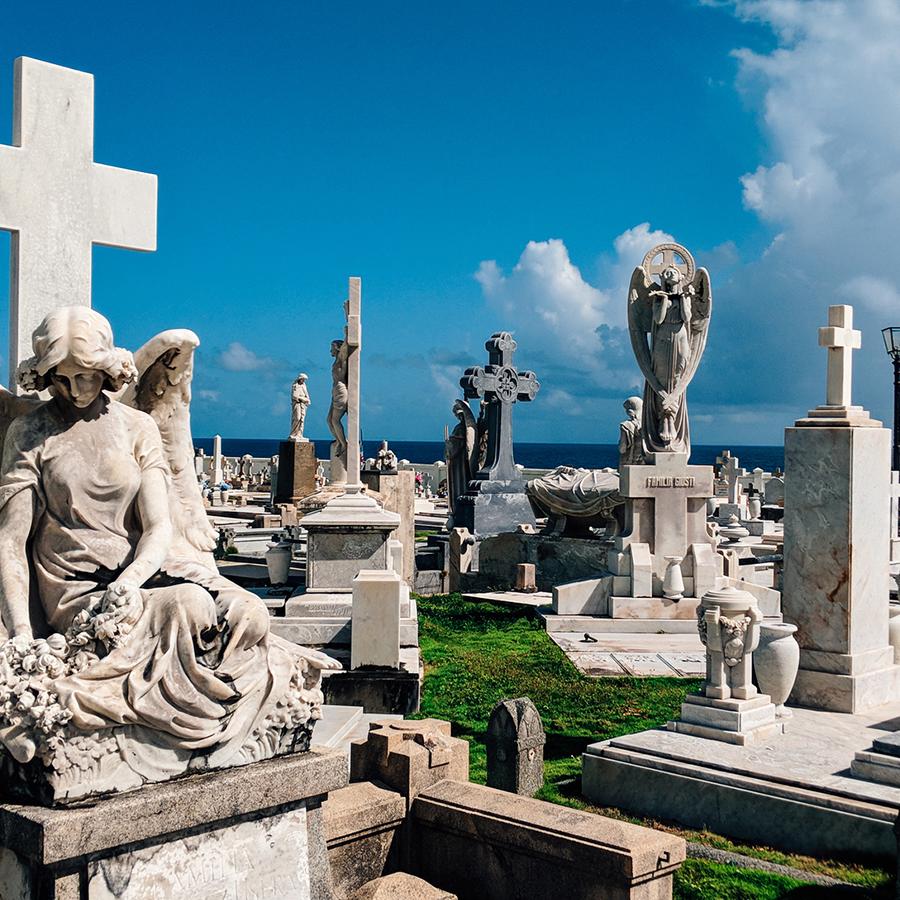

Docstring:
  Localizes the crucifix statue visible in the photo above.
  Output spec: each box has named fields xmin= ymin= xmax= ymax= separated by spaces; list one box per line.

xmin=327 ymin=277 xmax=362 ymax=489
xmin=461 ymin=332 xmax=539 ymax=484
xmin=0 ymin=57 xmax=157 ymax=381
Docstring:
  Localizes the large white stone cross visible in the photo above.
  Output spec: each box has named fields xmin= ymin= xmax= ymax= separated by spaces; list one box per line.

xmin=0 ymin=57 xmax=157 ymax=378
xmin=818 ymin=304 xmax=861 ymax=408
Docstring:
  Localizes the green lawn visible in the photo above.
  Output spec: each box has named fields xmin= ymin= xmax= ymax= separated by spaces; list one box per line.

xmin=414 ymin=593 xmax=894 ymax=899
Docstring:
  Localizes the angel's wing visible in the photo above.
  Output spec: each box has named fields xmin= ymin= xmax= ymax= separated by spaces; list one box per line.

xmin=627 ymin=266 xmax=656 ymax=388
xmin=120 ymin=330 xmax=218 ymax=568
xmin=676 ymin=267 xmax=713 ymax=394
xmin=0 ymin=387 xmax=42 ymax=466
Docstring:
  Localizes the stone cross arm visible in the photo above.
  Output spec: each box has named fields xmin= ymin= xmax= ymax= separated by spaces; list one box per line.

xmin=461 ymin=365 xmax=540 ymax=404
xmin=0 ymin=57 xmax=158 ymax=374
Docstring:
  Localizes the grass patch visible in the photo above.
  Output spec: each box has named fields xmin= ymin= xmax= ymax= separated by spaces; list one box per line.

xmin=415 ymin=593 xmax=894 ymax=897
xmin=674 ymin=859 xmax=808 ymax=899
xmin=414 ymin=529 xmax=439 ymax=541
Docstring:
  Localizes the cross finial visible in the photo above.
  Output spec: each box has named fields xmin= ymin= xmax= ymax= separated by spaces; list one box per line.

xmin=818 ymin=305 xmax=861 ymax=408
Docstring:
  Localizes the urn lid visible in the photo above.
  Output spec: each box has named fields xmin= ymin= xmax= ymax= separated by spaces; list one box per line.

xmin=699 ymin=584 xmax=758 ymax=613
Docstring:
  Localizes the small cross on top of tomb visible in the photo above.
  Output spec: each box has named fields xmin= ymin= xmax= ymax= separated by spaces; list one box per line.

xmin=818 ymin=305 xmax=861 ymax=409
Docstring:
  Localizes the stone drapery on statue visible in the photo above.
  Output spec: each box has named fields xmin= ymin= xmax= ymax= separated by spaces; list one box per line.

xmin=526 ymin=467 xmax=624 ymax=536
xmin=0 ymin=307 xmax=338 ymax=805
xmin=444 ymin=398 xmax=484 ymax=525
xmin=628 ymin=243 xmax=712 ymax=457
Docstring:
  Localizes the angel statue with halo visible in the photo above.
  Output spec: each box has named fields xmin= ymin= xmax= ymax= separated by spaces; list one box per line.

xmin=627 ymin=242 xmax=712 ymax=458
xmin=0 ymin=307 xmax=339 ymax=805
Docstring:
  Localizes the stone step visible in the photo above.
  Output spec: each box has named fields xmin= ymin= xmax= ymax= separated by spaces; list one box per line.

xmin=311 ymin=704 xmax=364 ymax=750
xmin=540 ymin=614 xmax=699 ymax=634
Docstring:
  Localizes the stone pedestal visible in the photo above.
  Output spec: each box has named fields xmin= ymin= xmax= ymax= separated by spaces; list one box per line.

xmin=669 ymin=585 xmax=782 ymax=745
xmin=608 ymin=452 xmax=720 ymax=600
xmin=783 ymin=422 xmax=899 ymax=713
xmin=453 ymin=478 xmax=536 ymax=539
xmin=361 ymin=468 xmax=415 ymax=587
xmin=275 ymin=493 xmax=420 ymax=655
xmin=301 ymin=493 xmax=399 ymax=597
xmin=275 ymin=439 xmax=318 ymax=505
xmin=670 ymin=693 xmax=781 ymax=746
xmin=0 ymin=749 xmax=346 ymax=900
xmin=351 ymin=569 xmax=402 ymax=669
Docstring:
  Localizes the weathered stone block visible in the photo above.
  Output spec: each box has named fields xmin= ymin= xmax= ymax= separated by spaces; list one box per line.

xmin=410 ymin=780 xmax=685 ymax=900
xmin=0 ymin=749 xmax=346 ymax=900
xmin=486 ymin=698 xmax=545 ymax=796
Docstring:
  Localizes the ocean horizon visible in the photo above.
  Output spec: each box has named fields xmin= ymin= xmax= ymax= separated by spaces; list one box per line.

xmin=194 ymin=438 xmax=785 ymax=473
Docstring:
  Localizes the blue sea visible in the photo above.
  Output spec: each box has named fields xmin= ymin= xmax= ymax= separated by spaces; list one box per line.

xmin=194 ymin=438 xmax=784 ymax=472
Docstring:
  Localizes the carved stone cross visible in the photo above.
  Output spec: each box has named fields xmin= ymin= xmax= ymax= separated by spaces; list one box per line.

xmin=818 ymin=305 xmax=861 ymax=408
xmin=461 ymin=332 xmax=539 ymax=483
xmin=715 ymin=450 xmax=745 ymax=505
xmin=0 ymin=57 xmax=157 ymax=378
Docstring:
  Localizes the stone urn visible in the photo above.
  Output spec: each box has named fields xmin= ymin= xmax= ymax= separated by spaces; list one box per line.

xmin=754 ymin=621 xmax=800 ymax=717
xmin=889 ymin=603 xmax=900 ymax=664
xmin=265 ymin=540 xmax=292 ymax=586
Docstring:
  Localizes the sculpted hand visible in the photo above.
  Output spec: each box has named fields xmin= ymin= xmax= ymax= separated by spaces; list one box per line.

xmin=103 ymin=581 xmax=143 ymax=626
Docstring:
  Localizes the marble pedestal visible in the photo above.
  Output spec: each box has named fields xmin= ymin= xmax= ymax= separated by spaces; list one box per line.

xmin=275 ymin=493 xmax=419 ymax=654
xmin=608 ymin=453 xmax=720 ymax=600
xmin=274 ymin=440 xmax=318 ymax=505
xmin=301 ymin=492 xmax=399 ymax=596
xmin=0 ymin=749 xmax=346 ymax=900
xmin=783 ymin=422 xmax=899 ymax=712
xmin=669 ymin=693 xmax=783 ymax=746
xmin=453 ymin=477 xmax=536 ymax=538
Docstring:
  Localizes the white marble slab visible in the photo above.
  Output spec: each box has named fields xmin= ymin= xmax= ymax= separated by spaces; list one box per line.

xmin=87 ymin=807 xmax=311 ymax=899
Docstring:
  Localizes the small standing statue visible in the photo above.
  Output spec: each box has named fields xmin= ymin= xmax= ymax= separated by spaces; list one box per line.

xmin=327 ymin=339 xmax=349 ymax=473
xmin=628 ymin=243 xmax=712 ymax=457
xmin=618 ymin=396 xmax=645 ymax=468
xmin=289 ymin=373 xmax=311 ymax=442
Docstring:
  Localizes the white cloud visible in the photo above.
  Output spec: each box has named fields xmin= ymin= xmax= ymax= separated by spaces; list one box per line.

xmin=196 ymin=389 xmax=220 ymax=402
xmin=475 ymin=239 xmax=606 ymax=353
xmin=217 ymin=342 xmax=274 ymax=372
xmin=705 ymin=0 xmax=900 ymax=425
xmin=472 ymin=225 xmax=674 ymax=392
xmin=840 ymin=276 xmax=900 ymax=317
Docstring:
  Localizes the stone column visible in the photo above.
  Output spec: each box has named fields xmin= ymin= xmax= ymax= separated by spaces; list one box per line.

xmin=212 ymin=433 xmax=223 ymax=486
xmin=783 ymin=305 xmax=899 ymax=713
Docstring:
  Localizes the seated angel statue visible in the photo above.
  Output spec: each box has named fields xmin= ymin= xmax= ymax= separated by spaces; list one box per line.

xmin=0 ymin=307 xmax=338 ymax=803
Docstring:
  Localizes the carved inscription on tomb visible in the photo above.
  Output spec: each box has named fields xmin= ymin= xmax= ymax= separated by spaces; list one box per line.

xmin=87 ymin=806 xmax=312 ymax=899
xmin=645 ymin=476 xmax=696 ymax=488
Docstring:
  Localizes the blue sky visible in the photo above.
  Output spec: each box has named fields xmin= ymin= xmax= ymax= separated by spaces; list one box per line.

xmin=1 ymin=1 xmax=898 ymax=446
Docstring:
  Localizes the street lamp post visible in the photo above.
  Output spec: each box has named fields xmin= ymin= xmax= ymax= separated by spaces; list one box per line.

xmin=882 ymin=327 xmax=900 ymax=471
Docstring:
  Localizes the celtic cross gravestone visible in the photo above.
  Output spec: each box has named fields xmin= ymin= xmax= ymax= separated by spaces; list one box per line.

xmin=453 ymin=332 xmax=539 ymax=536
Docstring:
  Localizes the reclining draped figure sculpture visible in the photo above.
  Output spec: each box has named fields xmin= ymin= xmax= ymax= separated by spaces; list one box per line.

xmin=0 ymin=307 xmax=339 ymax=804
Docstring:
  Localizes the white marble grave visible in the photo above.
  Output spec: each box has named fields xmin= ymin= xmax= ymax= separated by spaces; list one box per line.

xmin=783 ymin=305 xmax=899 ymax=713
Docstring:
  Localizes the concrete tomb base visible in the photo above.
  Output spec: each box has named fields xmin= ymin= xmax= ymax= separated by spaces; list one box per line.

xmin=582 ymin=701 xmax=900 ymax=859
xmin=0 ymin=748 xmax=346 ymax=899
